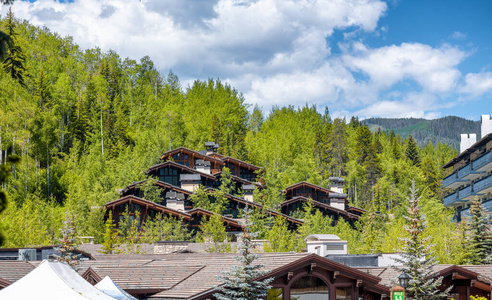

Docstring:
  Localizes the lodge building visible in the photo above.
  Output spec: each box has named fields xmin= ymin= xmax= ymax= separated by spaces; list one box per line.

xmin=104 ymin=143 xmax=364 ymax=234
xmin=442 ymin=114 xmax=492 ymax=221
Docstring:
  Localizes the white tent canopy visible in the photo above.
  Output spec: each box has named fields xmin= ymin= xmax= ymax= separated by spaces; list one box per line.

xmin=0 ymin=260 xmax=117 ymax=300
xmin=95 ymin=276 xmax=137 ymax=300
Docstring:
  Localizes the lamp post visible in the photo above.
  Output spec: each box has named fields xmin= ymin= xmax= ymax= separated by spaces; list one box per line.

xmin=398 ymin=272 xmax=410 ymax=289
xmin=394 ymin=272 xmax=410 ymax=300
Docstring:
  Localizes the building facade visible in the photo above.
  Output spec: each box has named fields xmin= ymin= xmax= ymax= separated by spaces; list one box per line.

xmin=442 ymin=114 xmax=492 ymax=221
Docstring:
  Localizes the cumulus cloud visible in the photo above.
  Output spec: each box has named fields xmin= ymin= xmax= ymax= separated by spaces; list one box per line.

xmin=1 ymin=0 xmax=489 ymax=119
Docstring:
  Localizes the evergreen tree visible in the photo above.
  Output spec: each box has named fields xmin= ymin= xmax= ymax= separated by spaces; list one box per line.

xmin=328 ymin=118 xmax=348 ymax=177
xmin=405 ymin=135 xmax=421 ymax=166
xmin=34 ymin=70 xmax=52 ymax=110
xmin=100 ymin=211 xmax=118 ymax=254
xmin=214 ymin=207 xmax=273 ymax=300
xmin=465 ymin=197 xmax=492 ymax=264
xmin=2 ymin=8 xmax=26 ymax=86
xmin=393 ymin=182 xmax=450 ymax=300
xmin=55 ymin=212 xmax=80 ymax=268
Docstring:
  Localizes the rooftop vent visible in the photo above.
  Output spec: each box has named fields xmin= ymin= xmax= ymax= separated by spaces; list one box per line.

xmin=305 ymin=234 xmax=347 ymax=256
xmin=180 ymin=174 xmax=201 ymax=192
xmin=166 ymin=192 xmax=185 ymax=211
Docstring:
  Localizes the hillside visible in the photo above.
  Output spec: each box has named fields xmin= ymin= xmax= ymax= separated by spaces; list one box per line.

xmin=362 ymin=116 xmax=481 ymax=149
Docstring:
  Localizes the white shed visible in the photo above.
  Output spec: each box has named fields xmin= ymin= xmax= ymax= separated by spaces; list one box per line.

xmin=305 ymin=234 xmax=348 ymax=256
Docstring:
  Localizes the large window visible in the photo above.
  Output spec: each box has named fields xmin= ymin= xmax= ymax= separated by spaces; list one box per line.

xmin=290 ymin=276 xmax=329 ymax=300
xmin=159 ymin=167 xmax=179 ymax=186
xmin=335 ymin=287 xmax=352 ymax=300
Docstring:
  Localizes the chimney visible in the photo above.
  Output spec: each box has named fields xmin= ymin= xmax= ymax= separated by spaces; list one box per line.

xmin=180 ymin=174 xmax=201 ymax=192
xmin=460 ymin=133 xmax=477 ymax=153
xmin=166 ymin=192 xmax=185 ymax=211
xmin=205 ymin=142 xmax=219 ymax=156
xmin=243 ymin=184 xmax=255 ymax=202
xmin=195 ymin=159 xmax=211 ymax=174
xmin=329 ymin=193 xmax=347 ymax=210
xmin=328 ymin=177 xmax=345 ymax=194
xmin=482 ymin=114 xmax=492 ymax=139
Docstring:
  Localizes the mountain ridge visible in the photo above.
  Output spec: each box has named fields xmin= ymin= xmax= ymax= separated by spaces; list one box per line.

xmin=362 ymin=116 xmax=481 ymax=149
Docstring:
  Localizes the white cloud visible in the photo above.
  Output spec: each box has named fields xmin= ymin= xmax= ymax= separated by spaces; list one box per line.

xmin=1 ymin=0 xmax=488 ymax=119
xmin=460 ymin=72 xmax=492 ymax=97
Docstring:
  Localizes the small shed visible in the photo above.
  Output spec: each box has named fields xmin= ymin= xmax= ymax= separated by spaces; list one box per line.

xmin=305 ymin=234 xmax=347 ymax=256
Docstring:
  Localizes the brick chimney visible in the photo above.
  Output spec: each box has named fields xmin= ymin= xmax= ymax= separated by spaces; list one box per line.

xmin=166 ymin=191 xmax=185 ymax=211
xmin=180 ymin=174 xmax=201 ymax=192
xmin=243 ymin=184 xmax=255 ymax=202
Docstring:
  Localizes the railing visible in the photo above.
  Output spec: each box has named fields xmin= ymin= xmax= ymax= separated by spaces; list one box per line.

xmin=458 ymin=164 xmax=472 ymax=179
xmin=473 ymin=174 xmax=492 ymax=194
xmin=443 ymin=173 xmax=458 ymax=188
xmin=472 ymin=150 xmax=492 ymax=171
xmin=458 ymin=185 xmax=473 ymax=200
xmin=443 ymin=192 xmax=459 ymax=207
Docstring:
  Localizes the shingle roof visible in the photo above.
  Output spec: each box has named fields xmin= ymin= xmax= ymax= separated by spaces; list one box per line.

xmin=0 ymin=261 xmax=36 ymax=282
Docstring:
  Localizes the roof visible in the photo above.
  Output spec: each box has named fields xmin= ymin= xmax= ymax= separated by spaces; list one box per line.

xmin=0 ymin=261 xmax=36 ymax=283
xmin=284 ymin=181 xmax=336 ymax=194
xmin=280 ymin=196 xmax=360 ymax=220
xmin=442 ymin=132 xmax=492 ymax=169
xmin=120 ymin=179 xmax=194 ymax=196
xmin=160 ymin=148 xmax=225 ymax=165
xmin=0 ymin=260 xmax=117 ymax=300
xmin=104 ymin=195 xmax=193 ymax=221
xmin=305 ymin=234 xmax=342 ymax=242
xmin=187 ymin=208 xmax=243 ymax=228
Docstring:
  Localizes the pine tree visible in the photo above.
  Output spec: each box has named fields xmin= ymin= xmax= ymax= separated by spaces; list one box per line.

xmin=405 ymin=135 xmax=421 ymax=166
xmin=2 ymin=8 xmax=26 ymax=87
xmin=465 ymin=197 xmax=492 ymax=264
xmin=55 ymin=212 xmax=80 ymax=268
xmin=214 ymin=207 xmax=273 ymax=300
xmin=100 ymin=211 xmax=118 ymax=254
xmin=34 ymin=70 xmax=52 ymax=110
xmin=393 ymin=182 xmax=450 ymax=300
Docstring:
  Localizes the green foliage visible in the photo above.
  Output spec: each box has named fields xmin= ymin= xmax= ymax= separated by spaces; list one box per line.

xmin=214 ymin=207 xmax=273 ymax=300
xmin=198 ymin=213 xmax=231 ymax=253
xmin=2 ymin=8 xmax=26 ymax=86
xmin=141 ymin=213 xmax=190 ymax=243
xmin=139 ymin=177 xmax=161 ymax=203
xmin=393 ymin=182 xmax=450 ymax=300
xmin=465 ymin=198 xmax=492 ymax=264
xmin=116 ymin=208 xmax=142 ymax=254
xmin=100 ymin=210 xmax=118 ymax=254
xmin=264 ymin=215 xmax=297 ymax=252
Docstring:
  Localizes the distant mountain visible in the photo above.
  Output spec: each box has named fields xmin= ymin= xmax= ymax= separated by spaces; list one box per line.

xmin=362 ymin=116 xmax=480 ymax=149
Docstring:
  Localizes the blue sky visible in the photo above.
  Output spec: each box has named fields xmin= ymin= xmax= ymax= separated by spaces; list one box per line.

xmin=2 ymin=0 xmax=492 ymax=120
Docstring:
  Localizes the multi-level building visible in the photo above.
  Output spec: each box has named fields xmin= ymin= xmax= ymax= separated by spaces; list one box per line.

xmin=104 ymin=143 xmax=364 ymax=234
xmin=442 ymin=114 xmax=492 ymax=221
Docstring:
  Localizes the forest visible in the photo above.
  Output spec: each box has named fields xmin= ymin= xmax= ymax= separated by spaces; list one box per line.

xmin=0 ymin=11 xmax=478 ymax=264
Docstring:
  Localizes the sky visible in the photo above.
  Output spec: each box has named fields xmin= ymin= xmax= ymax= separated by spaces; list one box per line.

xmin=2 ymin=0 xmax=492 ymax=120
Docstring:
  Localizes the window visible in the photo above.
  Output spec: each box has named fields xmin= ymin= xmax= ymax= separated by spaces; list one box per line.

xmin=290 ymin=276 xmax=329 ymax=300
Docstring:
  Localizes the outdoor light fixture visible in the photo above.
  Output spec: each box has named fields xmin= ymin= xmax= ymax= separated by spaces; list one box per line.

xmin=398 ymin=272 xmax=410 ymax=289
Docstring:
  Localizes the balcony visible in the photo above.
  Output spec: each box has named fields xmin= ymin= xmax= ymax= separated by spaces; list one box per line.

xmin=473 ymin=174 xmax=492 ymax=195
xmin=473 ymin=150 xmax=492 ymax=173
xmin=443 ymin=192 xmax=459 ymax=207
xmin=443 ymin=173 xmax=468 ymax=189
xmin=458 ymin=185 xmax=475 ymax=201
